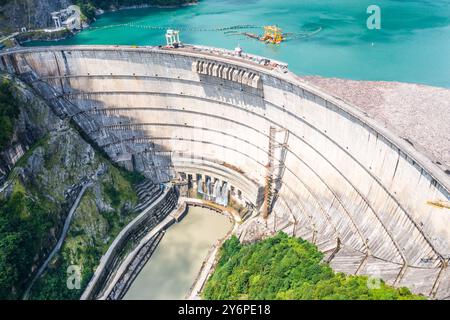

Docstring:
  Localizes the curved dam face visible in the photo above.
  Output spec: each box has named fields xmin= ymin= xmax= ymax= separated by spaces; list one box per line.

xmin=1 ymin=45 xmax=449 ymax=298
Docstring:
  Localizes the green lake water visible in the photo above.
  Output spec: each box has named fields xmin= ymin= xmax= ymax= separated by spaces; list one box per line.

xmin=123 ymin=206 xmax=232 ymax=300
xmin=26 ymin=0 xmax=450 ymax=88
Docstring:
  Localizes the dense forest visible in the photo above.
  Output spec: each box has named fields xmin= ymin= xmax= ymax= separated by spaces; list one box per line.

xmin=81 ymin=0 xmax=195 ymax=7
xmin=0 ymin=0 xmax=194 ymax=7
xmin=0 ymin=79 xmax=19 ymax=152
xmin=0 ymin=176 xmax=57 ymax=299
xmin=76 ymin=0 xmax=197 ymax=19
xmin=203 ymin=233 xmax=425 ymax=300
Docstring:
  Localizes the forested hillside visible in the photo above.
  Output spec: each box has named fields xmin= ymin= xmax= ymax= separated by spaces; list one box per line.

xmin=0 ymin=0 xmax=197 ymax=34
xmin=0 ymin=74 xmax=143 ymax=299
xmin=203 ymin=233 xmax=425 ymax=300
xmin=76 ymin=0 xmax=197 ymax=19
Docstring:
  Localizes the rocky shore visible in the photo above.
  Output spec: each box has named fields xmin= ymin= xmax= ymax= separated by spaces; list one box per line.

xmin=299 ymin=76 xmax=450 ymax=173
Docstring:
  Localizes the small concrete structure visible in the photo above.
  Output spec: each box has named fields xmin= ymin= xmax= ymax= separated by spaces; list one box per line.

xmin=234 ymin=46 xmax=243 ymax=57
xmin=165 ymin=29 xmax=180 ymax=47
xmin=51 ymin=5 xmax=81 ymax=30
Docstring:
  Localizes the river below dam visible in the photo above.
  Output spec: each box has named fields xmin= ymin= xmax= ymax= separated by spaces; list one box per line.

xmin=123 ymin=206 xmax=232 ymax=300
xmin=24 ymin=0 xmax=450 ymax=88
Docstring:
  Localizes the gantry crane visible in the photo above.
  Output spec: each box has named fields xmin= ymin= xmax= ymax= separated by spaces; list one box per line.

xmin=260 ymin=25 xmax=284 ymax=44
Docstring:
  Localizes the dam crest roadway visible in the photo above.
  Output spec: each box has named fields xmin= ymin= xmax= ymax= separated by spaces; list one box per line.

xmin=1 ymin=44 xmax=449 ymax=299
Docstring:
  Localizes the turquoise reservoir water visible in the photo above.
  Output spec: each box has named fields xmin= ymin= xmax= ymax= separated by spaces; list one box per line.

xmin=26 ymin=0 xmax=450 ymax=88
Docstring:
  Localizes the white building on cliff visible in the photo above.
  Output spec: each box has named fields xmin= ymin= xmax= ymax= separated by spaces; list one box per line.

xmin=51 ymin=5 xmax=82 ymax=31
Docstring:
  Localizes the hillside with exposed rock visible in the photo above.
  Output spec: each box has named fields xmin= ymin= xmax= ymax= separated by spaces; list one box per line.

xmin=0 ymin=73 xmax=143 ymax=299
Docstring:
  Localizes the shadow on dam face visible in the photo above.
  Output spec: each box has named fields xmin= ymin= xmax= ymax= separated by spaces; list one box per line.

xmin=2 ymin=45 xmax=450 ymax=299
xmin=81 ymin=95 xmax=176 ymax=184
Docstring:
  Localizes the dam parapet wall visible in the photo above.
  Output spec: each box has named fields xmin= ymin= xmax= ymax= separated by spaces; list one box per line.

xmin=1 ymin=45 xmax=449 ymax=299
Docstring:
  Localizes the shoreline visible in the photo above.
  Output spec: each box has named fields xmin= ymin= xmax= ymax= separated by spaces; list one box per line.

xmin=2 ymin=1 xmax=198 ymax=47
xmin=186 ymin=227 xmax=236 ymax=300
xmin=102 ymin=1 xmax=198 ymax=14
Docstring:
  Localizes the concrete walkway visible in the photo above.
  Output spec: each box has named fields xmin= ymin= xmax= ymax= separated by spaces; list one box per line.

xmin=0 ymin=180 xmax=11 ymax=194
xmin=179 ymin=197 xmax=242 ymax=223
xmin=81 ymin=186 xmax=171 ymax=300
xmin=98 ymin=214 xmax=175 ymax=299
xmin=98 ymin=201 xmax=187 ymax=299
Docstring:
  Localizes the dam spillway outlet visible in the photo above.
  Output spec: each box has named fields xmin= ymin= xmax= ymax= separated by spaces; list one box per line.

xmin=1 ymin=45 xmax=449 ymax=299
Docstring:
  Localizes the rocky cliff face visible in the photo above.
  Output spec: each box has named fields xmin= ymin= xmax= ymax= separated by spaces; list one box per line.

xmin=0 ymin=74 xmax=59 ymax=186
xmin=0 ymin=74 xmax=142 ymax=299
xmin=0 ymin=0 xmax=71 ymax=34
xmin=0 ymin=1 xmax=198 ymax=35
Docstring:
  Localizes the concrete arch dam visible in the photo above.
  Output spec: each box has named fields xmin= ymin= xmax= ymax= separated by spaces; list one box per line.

xmin=1 ymin=45 xmax=449 ymax=299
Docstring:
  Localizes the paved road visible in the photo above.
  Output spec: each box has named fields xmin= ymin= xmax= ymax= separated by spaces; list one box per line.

xmin=23 ymin=182 xmax=91 ymax=299
xmin=0 ymin=32 xmax=19 ymax=44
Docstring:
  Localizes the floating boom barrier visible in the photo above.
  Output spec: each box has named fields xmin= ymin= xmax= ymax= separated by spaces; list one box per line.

xmin=84 ymin=23 xmax=322 ymax=43
xmin=88 ymin=23 xmax=264 ymax=32
xmin=241 ymin=27 xmax=322 ymax=43
xmin=287 ymin=26 xmax=322 ymax=40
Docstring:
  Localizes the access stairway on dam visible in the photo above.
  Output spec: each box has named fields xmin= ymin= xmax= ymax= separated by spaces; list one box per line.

xmin=133 ymin=187 xmax=178 ymax=241
xmin=134 ymin=179 xmax=164 ymax=213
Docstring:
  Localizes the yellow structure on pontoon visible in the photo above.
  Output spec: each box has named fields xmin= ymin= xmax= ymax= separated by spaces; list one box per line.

xmin=261 ymin=25 xmax=284 ymax=44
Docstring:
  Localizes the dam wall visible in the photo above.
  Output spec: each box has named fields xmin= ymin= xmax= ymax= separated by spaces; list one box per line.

xmin=1 ymin=45 xmax=449 ymax=298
